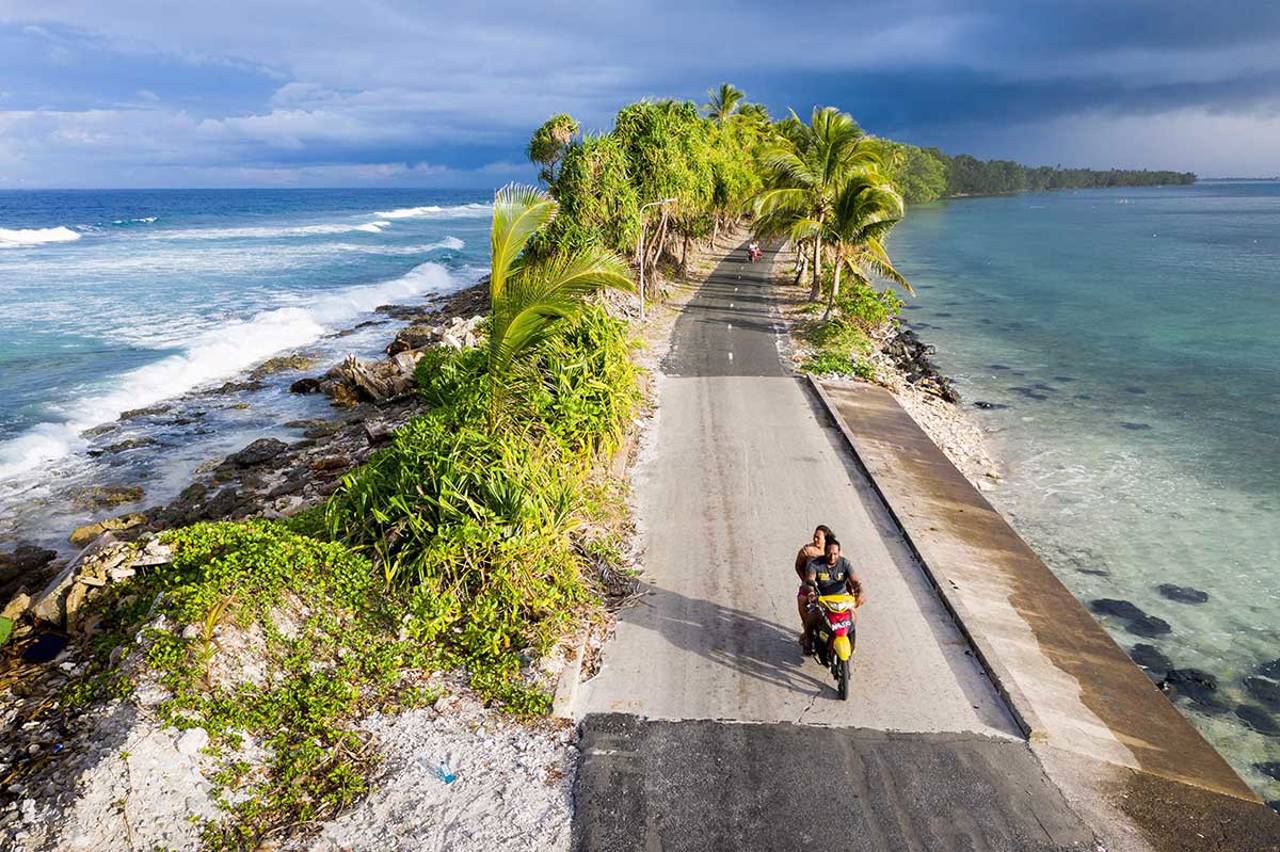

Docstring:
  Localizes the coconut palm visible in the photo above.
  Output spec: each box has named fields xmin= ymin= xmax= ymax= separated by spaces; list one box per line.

xmin=704 ymin=83 xmax=745 ymax=125
xmin=820 ymin=176 xmax=912 ymax=320
xmin=487 ymin=184 xmax=634 ymax=427
xmin=753 ymin=107 xmax=887 ymax=300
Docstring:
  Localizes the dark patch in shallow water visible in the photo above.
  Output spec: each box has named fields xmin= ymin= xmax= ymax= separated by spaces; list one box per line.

xmin=974 ymin=401 xmax=1009 ymax=410
xmin=1009 ymin=386 xmax=1050 ymax=401
xmin=1258 ymin=659 xmax=1280 ymax=680
xmin=1235 ymin=704 xmax=1280 ymax=735
xmin=1258 ymin=762 xmax=1280 ymax=782
xmin=1126 ymin=614 xmax=1172 ymax=637
xmin=1091 ymin=598 xmax=1146 ymax=620
xmin=1077 ymin=568 xmax=1110 ymax=577
xmin=1245 ymin=676 xmax=1280 ymax=711
xmin=1052 ymin=376 xmax=1075 ymax=383
xmin=1129 ymin=643 xmax=1172 ymax=675
xmin=1123 ymin=385 xmax=1148 ymax=395
xmin=1120 ymin=422 xmax=1152 ymax=431
xmin=1074 ymin=393 xmax=1093 ymax=400
xmin=1158 ymin=583 xmax=1208 ymax=604
xmin=988 ymin=364 xmax=1010 ymax=371
xmin=1159 ymin=668 xmax=1227 ymax=713
xmin=1090 ymin=598 xmax=1171 ymax=637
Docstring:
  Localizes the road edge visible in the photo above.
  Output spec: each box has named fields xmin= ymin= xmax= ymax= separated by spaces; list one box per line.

xmin=804 ymin=374 xmax=1047 ymax=741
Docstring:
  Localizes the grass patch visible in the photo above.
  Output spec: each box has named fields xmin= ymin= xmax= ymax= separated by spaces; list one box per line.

xmin=799 ymin=278 xmax=902 ymax=381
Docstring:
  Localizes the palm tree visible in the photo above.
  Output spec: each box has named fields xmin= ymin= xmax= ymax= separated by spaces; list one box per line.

xmin=704 ymin=83 xmax=745 ymax=125
xmin=820 ymin=176 xmax=912 ymax=320
xmin=487 ymin=184 xmax=634 ymax=427
xmin=753 ymin=107 xmax=886 ymax=300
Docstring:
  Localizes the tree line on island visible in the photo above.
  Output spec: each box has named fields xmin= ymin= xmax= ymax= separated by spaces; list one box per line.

xmin=890 ymin=146 xmax=1196 ymax=201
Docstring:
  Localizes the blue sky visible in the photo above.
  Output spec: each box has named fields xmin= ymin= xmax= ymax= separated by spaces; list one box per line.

xmin=1 ymin=1 xmax=1278 ymax=187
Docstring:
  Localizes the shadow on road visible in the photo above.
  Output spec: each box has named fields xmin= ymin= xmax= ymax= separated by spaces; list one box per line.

xmin=623 ymin=581 xmax=840 ymax=701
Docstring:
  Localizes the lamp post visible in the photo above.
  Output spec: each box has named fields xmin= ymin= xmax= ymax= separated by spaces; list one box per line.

xmin=636 ymin=197 xmax=676 ymax=322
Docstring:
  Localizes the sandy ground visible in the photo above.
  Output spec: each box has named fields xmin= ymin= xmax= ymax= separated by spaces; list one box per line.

xmin=298 ymin=692 xmax=577 ymax=852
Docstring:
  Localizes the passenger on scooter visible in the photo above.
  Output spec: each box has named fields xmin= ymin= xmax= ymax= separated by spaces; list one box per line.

xmin=802 ymin=538 xmax=865 ymax=653
xmin=795 ymin=525 xmax=833 ymax=644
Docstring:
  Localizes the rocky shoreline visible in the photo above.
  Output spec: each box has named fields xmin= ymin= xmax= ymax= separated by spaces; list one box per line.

xmin=0 ymin=281 xmax=491 ymax=620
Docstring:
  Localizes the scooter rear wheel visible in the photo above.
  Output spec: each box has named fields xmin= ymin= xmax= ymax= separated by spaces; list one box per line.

xmin=836 ymin=658 xmax=849 ymax=701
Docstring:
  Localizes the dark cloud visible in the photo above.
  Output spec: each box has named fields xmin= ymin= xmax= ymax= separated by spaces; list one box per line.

xmin=1 ymin=1 xmax=1279 ymax=185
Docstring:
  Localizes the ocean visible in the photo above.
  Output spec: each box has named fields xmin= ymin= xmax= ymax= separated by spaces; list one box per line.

xmin=891 ymin=180 xmax=1280 ymax=801
xmin=0 ymin=188 xmax=491 ymax=551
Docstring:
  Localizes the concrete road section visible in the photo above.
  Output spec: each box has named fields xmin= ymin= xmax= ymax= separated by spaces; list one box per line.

xmin=573 ymin=243 xmax=1016 ymax=736
xmin=574 ymin=714 xmax=1092 ymax=852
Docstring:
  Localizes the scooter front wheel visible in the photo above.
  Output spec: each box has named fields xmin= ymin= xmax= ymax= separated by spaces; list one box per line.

xmin=836 ymin=658 xmax=849 ymax=701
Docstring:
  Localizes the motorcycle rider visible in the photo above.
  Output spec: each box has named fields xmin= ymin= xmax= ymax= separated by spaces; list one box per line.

xmin=802 ymin=537 xmax=865 ymax=653
xmin=795 ymin=525 xmax=833 ymax=645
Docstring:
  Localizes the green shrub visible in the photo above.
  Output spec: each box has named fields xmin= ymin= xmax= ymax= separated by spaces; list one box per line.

xmin=835 ymin=279 xmax=903 ymax=331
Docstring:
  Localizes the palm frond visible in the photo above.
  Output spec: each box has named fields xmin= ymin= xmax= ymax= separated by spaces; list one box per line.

xmin=857 ymin=238 xmax=913 ymax=294
xmin=491 ymin=183 xmax=557 ymax=298
xmin=489 ymin=249 xmax=633 ymax=378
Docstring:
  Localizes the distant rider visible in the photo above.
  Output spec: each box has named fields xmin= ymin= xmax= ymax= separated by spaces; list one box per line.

xmin=802 ymin=537 xmax=865 ymax=654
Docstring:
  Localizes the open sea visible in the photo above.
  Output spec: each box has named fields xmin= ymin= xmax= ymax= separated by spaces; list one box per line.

xmin=0 ymin=188 xmax=491 ymax=552
xmin=892 ymin=180 xmax=1280 ymax=802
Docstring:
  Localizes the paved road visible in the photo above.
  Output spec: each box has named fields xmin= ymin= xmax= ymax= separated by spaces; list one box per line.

xmin=575 ymin=714 xmax=1090 ymax=852
xmin=575 ymin=242 xmax=1015 ymax=733
xmin=571 ymin=240 xmax=1094 ymax=850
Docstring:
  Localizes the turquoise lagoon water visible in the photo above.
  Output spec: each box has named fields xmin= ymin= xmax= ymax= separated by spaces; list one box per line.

xmin=0 ymin=189 xmax=491 ymax=550
xmin=891 ymin=181 xmax=1280 ymax=801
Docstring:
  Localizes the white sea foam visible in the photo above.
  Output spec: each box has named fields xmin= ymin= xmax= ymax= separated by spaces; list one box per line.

xmin=0 ymin=226 xmax=82 ymax=247
xmin=374 ymin=203 xmax=492 ymax=219
xmin=111 ymin=216 xmax=159 ymax=225
xmin=0 ymin=261 xmax=463 ymax=480
xmin=330 ymin=236 xmax=466 ymax=255
xmin=169 ymin=220 xmax=395 ymax=240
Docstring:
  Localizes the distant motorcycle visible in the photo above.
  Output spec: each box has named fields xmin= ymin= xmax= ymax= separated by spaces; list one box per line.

xmin=806 ymin=592 xmax=857 ymax=700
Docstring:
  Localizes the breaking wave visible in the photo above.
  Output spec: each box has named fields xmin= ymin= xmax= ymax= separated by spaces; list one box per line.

xmin=374 ymin=203 xmax=491 ymax=219
xmin=171 ymin=220 xmax=394 ymax=240
xmin=330 ymin=236 xmax=466 ymax=255
xmin=0 ymin=226 xmax=82 ymax=247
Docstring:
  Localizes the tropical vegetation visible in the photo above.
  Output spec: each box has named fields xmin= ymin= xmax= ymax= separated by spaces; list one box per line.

xmin=42 ymin=79 xmax=1198 ymax=848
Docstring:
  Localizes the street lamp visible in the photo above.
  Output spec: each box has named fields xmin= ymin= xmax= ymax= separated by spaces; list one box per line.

xmin=636 ymin=197 xmax=676 ymax=321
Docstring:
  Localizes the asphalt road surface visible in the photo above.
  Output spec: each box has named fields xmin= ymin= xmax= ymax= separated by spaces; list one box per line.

xmin=570 ymin=240 xmax=1095 ymax=851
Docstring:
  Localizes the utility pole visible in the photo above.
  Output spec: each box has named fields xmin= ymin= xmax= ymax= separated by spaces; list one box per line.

xmin=636 ymin=197 xmax=676 ymax=322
